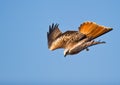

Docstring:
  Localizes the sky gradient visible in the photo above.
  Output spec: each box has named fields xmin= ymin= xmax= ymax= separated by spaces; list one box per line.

xmin=0 ymin=0 xmax=120 ymax=85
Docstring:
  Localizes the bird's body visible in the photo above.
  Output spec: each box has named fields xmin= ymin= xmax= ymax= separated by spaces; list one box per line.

xmin=47 ymin=21 xmax=113 ymax=57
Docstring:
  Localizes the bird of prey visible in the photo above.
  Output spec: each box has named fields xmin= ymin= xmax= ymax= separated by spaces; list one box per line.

xmin=47 ymin=21 xmax=113 ymax=57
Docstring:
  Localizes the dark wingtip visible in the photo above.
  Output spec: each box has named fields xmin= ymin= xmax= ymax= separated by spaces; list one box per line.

xmin=47 ymin=23 xmax=60 ymax=40
xmin=48 ymin=23 xmax=59 ymax=33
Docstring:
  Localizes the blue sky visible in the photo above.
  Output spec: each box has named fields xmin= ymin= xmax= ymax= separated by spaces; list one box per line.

xmin=0 ymin=0 xmax=120 ymax=85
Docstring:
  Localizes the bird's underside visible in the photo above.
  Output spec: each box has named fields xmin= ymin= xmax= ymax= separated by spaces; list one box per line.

xmin=47 ymin=21 xmax=113 ymax=57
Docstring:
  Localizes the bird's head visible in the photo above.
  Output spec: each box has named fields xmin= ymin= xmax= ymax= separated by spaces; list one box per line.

xmin=64 ymin=49 xmax=69 ymax=57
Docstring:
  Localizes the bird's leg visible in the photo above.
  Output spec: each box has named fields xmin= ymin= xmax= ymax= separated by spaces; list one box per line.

xmin=68 ymin=39 xmax=105 ymax=55
xmin=92 ymin=40 xmax=106 ymax=45
xmin=84 ymin=40 xmax=106 ymax=49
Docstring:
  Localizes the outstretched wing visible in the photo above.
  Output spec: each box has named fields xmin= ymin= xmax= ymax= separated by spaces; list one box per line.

xmin=47 ymin=24 xmax=86 ymax=50
xmin=47 ymin=23 xmax=62 ymax=50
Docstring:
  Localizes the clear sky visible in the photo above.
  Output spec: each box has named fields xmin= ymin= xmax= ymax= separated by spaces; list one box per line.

xmin=0 ymin=0 xmax=120 ymax=85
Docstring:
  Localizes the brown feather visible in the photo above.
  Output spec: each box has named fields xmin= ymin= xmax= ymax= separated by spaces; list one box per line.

xmin=47 ymin=23 xmax=62 ymax=49
xmin=47 ymin=23 xmax=86 ymax=50
xmin=49 ymin=30 xmax=86 ymax=50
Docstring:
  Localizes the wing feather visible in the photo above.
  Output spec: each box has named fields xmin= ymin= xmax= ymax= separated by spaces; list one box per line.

xmin=47 ymin=23 xmax=62 ymax=50
xmin=48 ymin=27 xmax=86 ymax=50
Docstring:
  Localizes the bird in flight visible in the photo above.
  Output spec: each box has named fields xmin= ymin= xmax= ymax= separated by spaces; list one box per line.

xmin=47 ymin=21 xmax=113 ymax=57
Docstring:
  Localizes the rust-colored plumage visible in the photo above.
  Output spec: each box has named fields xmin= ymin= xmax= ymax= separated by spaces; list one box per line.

xmin=47 ymin=21 xmax=113 ymax=57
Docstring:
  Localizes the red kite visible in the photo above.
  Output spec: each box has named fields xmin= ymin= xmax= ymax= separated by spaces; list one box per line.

xmin=47 ymin=21 xmax=113 ymax=57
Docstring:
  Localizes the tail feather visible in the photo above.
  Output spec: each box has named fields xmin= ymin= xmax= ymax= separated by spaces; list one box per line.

xmin=87 ymin=25 xmax=104 ymax=38
xmin=79 ymin=22 xmax=98 ymax=35
xmin=79 ymin=22 xmax=113 ymax=39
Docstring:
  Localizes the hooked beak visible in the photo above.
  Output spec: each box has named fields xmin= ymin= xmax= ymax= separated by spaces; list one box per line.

xmin=64 ymin=49 xmax=69 ymax=57
xmin=64 ymin=54 xmax=67 ymax=57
